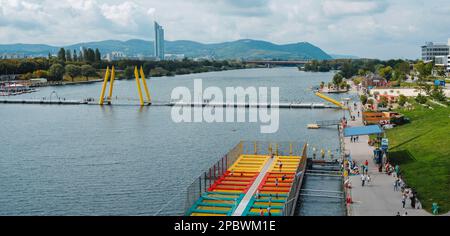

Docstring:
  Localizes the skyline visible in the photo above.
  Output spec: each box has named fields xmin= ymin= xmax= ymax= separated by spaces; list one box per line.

xmin=0 ymin=0 xmax=449 ymax=60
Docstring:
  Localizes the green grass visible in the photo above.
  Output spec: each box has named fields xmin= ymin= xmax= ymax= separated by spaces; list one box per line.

xmin=386 ymin=102 xmax=450 ymax=214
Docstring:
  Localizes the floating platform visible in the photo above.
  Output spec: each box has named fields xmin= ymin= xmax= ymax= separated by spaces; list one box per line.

xmin=0 ymin=99 xmax=338 ymax=109
xmin=0 ymin=99 xmax=87 ymax=105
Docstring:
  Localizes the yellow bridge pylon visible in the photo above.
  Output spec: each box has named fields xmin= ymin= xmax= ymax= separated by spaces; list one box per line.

xmin=99 ymin=66 xmax=115 ymax=105
xmin=99 ymin=66 xmax=152 ymax=106
xmin=134 ymin=66 xmax=152 ymax=106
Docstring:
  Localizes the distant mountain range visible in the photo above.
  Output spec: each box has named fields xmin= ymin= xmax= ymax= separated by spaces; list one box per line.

xmin=0 ymin=39 xmax=335 ymax=60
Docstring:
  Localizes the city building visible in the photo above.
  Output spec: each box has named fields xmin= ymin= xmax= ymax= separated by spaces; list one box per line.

xmin=154 ymin=22 xmax=165 ymax=60
xmin=165 ymin=54 xmax=185 ymax=61
xmin=421 ymin=40 xmax=449 ymax=62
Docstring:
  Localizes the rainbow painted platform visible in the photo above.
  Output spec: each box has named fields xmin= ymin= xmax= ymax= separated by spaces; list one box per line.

xmin=242 ymin=156 xmax=302 ymax=216
xmin=187 ymin=155 xmax=270 ymax=216
xmin=185 ymin=141 xmax=307 ymax=217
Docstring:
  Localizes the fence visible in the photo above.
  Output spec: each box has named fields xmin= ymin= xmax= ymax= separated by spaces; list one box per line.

xmin=184 ymin=141 xmax=306 ymax=215
xmin=281 ymin=143 xmax=308 ymax=216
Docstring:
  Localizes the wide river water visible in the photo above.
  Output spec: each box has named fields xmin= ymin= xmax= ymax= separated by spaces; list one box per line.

xmin=0 ymin=67 xmax=355 ymax=215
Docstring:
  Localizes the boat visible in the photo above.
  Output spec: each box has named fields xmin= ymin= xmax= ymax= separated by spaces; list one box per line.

xmin=307 ymin=124 xmax=321 ymax=129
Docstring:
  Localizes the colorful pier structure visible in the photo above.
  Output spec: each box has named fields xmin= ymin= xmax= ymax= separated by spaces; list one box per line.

xmin=185 ymin=141 xmax=308 ymax=216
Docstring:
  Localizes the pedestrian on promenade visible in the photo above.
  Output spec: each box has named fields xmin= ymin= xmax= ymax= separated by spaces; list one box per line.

xmin=321 ymin=149 xmax=325 ymax=159
xmin=275 ymin=178 xmax=279 ymax=187
xmin=396 ymin=212 xmax=401 ymax=216
xmin=402 ymin=194 xmax=407 ymax=208
xmin=281 ymin=174 xmax=287 ymax=182
xmin=361 ymin=174 xmax=366 ymax=187
xmin=267 ymin=207 xmax=272 ymax=217
xmin=402 ymin=212 xmax=408 ymax=216
xmin=395 ymin=164 xmax=400 ymax=177
xmin=410 ymin=191 xmax=416 ymax=209
xmin=259 ymin=208 xmax=264 ymax=216
xmin=394 ymin=178 xmax=399 ymax=191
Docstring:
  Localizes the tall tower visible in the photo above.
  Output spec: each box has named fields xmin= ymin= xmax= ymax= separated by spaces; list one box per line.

xmin=154 ymin=22 xmax=165 ymax=60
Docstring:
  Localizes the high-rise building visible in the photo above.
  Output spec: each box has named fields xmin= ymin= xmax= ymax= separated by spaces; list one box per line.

xmin=421 ymin=40 xmax=449 ymax=62
xmin=154 ymin=22 xmax=165 ymax=60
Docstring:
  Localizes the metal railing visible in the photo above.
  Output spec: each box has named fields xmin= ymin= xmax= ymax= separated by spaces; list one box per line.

xmin=282 ymin=143 xmax=308 ymax=216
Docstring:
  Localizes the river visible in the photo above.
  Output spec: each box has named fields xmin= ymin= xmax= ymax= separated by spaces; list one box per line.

xmin=0 ymin=67 xmax=355 ymax=215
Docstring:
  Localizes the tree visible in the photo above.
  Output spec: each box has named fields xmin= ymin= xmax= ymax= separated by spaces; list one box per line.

xmin=398 ymin=95 xmax=407 ymax=107
xmin=85 ymin=48 xmax=96 ymax=63
xmin=430 ymin=86 xmax=446 ymax=102
xmin=73 ymin=50 xmax=78 ymax=62
xmin=65 ymin=64 xmax=81 ymax=82
xmin=360 ymin=95 xmax=368 ymax=105
xmin=395 ymin=61 xmax=410 ymax=75
xmin=378 ymin=66 xmax=393 ymax=81
xmin=415 ymin=61 xmax=433 ymax=80
xmin=48 ymin=63 xmax=65 ymax=81
xmin=81 ymin=65 xmax=97 ymax=81
xmin=379 ymin=96 xmax=389 ymax=108
xmin=340 ymin=62 xmax=357 ymax=79
xmin=95 ymin=48 xmax=101 ymax=62
xmin=57 ymin=48 xmax=66 ymax=61
xmin=123 ymin=66 xmax=135 ymax=79
xmin=415 ymin=93 xmax=427 ymax=104
xmin=332 ymin=73 xmax=344 ymax=88
xmin=65 ymin=49 xmax=72 ymax=61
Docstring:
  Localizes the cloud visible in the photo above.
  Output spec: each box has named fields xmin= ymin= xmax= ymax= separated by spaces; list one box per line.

xmin=322 ymin=0 xmax=388 ymax=18
xmin=0 ymin=0 xmax=449 ymax=59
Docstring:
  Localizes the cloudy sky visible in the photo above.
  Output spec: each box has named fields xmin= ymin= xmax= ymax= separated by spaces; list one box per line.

xmin=0 ymin=0 xmax=449 ymax=59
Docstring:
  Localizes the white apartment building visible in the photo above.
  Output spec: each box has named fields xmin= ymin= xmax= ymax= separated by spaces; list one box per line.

xmin=421 ymin=40 xmax=449 ymax=62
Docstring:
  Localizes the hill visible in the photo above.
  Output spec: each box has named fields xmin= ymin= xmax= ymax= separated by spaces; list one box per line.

xmin=0 ymin=39 xmax=332 ymax=60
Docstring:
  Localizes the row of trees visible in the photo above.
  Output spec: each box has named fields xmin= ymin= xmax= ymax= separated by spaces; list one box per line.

xmin=0 ymin=56 xmax=247 ymax=81
xmin=33 ymin=64 xmax=97 ymax=81
xmin=56 ymin=48 xmax=101 ymax=63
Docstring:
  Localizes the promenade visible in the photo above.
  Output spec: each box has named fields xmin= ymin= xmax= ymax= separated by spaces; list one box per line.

xmin=345 ymin=103 xmax=430 ymax=216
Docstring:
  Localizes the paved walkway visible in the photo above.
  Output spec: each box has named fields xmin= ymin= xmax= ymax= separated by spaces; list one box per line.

xmin=345 ymin=103 xmax=431 ymax=216
xmin=232 ymin=157 xmax=275 ymax=216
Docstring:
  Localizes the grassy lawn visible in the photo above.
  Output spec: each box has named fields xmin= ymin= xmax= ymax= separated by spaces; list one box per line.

xmin=386 ymin=102 xmax=450 ymax=214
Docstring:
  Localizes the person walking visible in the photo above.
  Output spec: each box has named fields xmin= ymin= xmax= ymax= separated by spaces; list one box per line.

xmin=394 ymin=178 xmax=399 ymax=192
xmin=361 ymin=174 xmax=366 ymax=187
xmin=267 ymin=206 xmax=272 ymax=217
xmin=259 ymin=207 xmax=264 ymax=216
xmin=402 ymin=194 xmax=407 ymax=208
xmin=278 ymin=161 xmax=283 ymax=172
xmin=275 ymin=178 xmax=279 ymax=188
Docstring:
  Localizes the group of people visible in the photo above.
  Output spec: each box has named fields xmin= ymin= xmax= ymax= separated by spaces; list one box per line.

xmin=350 ymin=136 xmax=360 ymax=143
xmin=255 ymin=192 xmax=281 ymax=216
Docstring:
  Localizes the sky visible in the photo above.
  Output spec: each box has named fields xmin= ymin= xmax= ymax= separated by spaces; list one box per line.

xmin=0 ymin=0 xmax=449 ymax=59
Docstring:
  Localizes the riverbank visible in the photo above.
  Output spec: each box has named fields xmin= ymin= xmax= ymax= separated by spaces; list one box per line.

xmin=345 ymin=102 xmax=431 ymax=216
xmin=385 ymin=101 xmax=450 ymax=214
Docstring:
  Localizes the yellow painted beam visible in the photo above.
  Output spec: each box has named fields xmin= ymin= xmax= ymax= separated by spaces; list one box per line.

xmin=315 ymin=92 xmax=349 ymax=110
xmin=139 ymin=66 xmax=151 ymax=104
xmin=99 ymin=67 xmax=110 ymax=105
xmin=107 ymin=66 xmax=116 ymax=101
xmin=134 ymin=66 xmax=144 ymax=106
